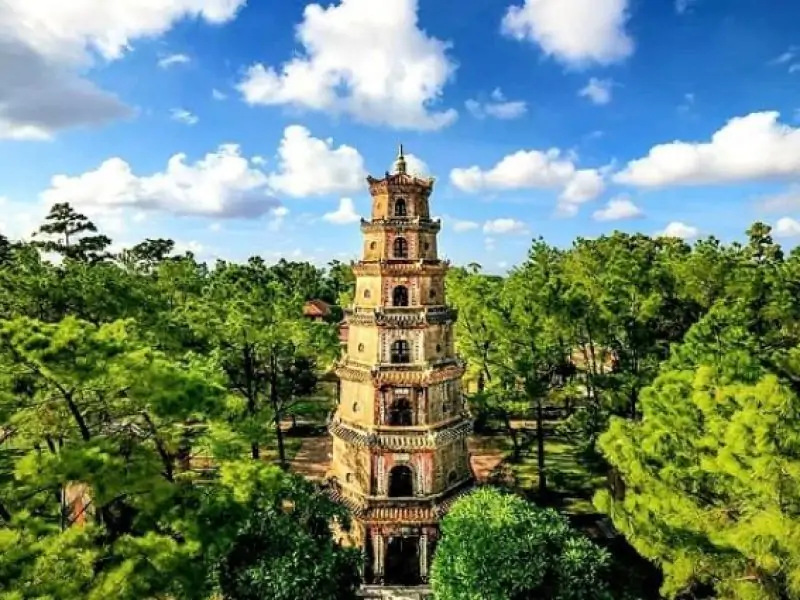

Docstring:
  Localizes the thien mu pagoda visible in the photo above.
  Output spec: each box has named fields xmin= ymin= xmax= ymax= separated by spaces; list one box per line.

xmin=327 ymin=147 xmax=474 ymax=592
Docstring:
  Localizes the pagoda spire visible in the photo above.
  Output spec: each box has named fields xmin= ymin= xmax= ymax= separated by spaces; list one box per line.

xmin=393 ymin=143 xmax=407 ymax=174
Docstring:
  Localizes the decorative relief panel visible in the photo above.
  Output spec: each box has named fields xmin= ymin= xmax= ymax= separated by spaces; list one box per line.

xmin=380 ymin=329 xmax=423 ymax=363
xmin=376 ymin=454 xmax=385 ymax=496
xmin=382 ymin=276 xmax=419 ymax=306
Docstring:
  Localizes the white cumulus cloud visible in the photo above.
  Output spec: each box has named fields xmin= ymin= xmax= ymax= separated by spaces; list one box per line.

xmin=466 ymin=88 xmax=527 ymax=120
xmin=237 ymin=0 xmax=458 ymax=131
xmin=170 ymin=108 xmax=199 ymax=126
xmin=452 ymin=219 xmax=479 ymax=232
xmin=759 ymin=185 xmax=800 ymax=212
xmin=483 ymin=218 xmax=528 ymax=234
xmin=323 ymin=198 xmax=361 ymax=225
xmin=40 ymin=144 xmax=278 ymax=219
xmin=501 ymin=0 xmax=634 ymax=67
xmin=615 ymin=111 xmax=800 ymax=187
xmin=386 ymin=152 xmax=430 ymax=177
xmin=158 ymin=53 xmax=190 ymax=69
xmin=267 ymin=125 xmax=367 ymax=198
xmin=579 ymin=78 xmax=614 ymax=105
xmin=657 ymin=221 xmax=699 ymax=240
xmin=774 ymin=217 xmax=800 ymax=238
xmin=451 ymin=149 xmax=605 ymax=215
xmin=0 ymin=0 xmax=245 ymax=140
xmin=592 ymin=196 xmax=642 ymax=221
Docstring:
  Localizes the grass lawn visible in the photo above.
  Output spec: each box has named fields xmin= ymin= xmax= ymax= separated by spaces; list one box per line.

xmin=477 ymin=426 xmax=607 ymax=516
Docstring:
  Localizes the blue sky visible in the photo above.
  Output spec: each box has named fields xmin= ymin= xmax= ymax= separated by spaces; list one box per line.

xmin=0 ymin=0 xmax=799 ymax=272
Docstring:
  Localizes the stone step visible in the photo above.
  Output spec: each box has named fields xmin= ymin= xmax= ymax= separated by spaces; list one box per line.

xmin=358 ymin=585 xmax=433 ymax=600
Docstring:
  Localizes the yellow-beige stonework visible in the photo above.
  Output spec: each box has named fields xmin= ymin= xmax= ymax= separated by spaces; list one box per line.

xmin=328 ymin=147 xmax=473 ymax=587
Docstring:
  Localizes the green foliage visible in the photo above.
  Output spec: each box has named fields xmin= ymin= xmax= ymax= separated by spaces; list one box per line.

xmin=430 ymin=487 xmax=612 ymax=600
xmin=597 ymin=295 xmax=800 ymax=599
xmin=0 ymin=204 xmax=359 ymax=599
xmin=31 ymin=203 xmax=112 ymax=263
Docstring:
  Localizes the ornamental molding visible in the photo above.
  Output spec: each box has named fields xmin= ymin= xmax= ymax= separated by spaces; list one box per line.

xmin=334 ymin=360 xmax=466 ymax=387
xmin=366 ymin=173 xmax=435 ymax=196
xmin=360 ymin=218 xmax=441 ymax=235
xmin=345 ymin=307 xmax=457 ymax=327
xmin=326 ymin=477 xmax=474 ymax=522
xmin=352 ymin=261 xmax=449 ymax=277
xmin=329 ymin=418 xmax=473 ymax=450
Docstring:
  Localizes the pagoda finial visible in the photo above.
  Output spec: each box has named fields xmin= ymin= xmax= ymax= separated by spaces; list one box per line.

xmin=394 ymin=144 xmax=407 ymax=174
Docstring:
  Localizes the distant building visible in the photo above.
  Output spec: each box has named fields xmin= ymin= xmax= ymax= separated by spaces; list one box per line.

xmin=303 ymin=299 xmax=332 ymax=322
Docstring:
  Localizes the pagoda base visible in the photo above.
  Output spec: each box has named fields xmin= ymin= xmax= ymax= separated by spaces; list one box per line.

xmin=359 ymin=585 xmax=433 ymax=600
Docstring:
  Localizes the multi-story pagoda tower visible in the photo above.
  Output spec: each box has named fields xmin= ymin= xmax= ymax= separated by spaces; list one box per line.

xmin=328 ymin=147 xmax=474 ymax=590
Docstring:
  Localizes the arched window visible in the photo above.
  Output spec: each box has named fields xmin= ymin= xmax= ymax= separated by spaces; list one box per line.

xmin=392 ymin=285 xmax=409 ymax=307
xmin=393 ymin=237 xmax=408 ymax=259
xmin=394 ymin=198 xmax=407 ymax=217
xmin=390 ymin=340 xmax=411 ymax=364
xmin=389 ymin=397 xmax=413 ymax=426
xmin=388 ymin=465 xmax=414 ymax=497
xmin=447 ymin=470 xmax=458 ymax=486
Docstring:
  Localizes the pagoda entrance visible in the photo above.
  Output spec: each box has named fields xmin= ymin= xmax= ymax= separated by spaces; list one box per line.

xmin=384 ymin=535 xmax=420 ymax=586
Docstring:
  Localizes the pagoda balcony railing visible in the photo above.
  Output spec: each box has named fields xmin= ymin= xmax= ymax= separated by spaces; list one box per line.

xmin=351 ymin=260 xmax=451 ymax=273
xmin=347 ymin=310 xmax=457 ymax=328
xmin=330 ymin=413 xmax=471 ymax=436
xmin=326 ymin=477 xmax=475 ymax=520
xmin=349 ymin=306 xmax=450 ymax=315
xmin=340 ymin=356 xmax=461 ymax=371
xmin=338 ymin=356 xmax=465 ymax=371
xmin=329 ymin=416 xmax=473 ymax=450
xmin=360 ymin=217 xmax=442 ymax=228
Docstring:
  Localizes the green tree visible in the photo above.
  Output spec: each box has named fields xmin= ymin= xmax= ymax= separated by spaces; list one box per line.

xmin=596 ymin=303 xmax=800 ymax=599
xmin=325 ymin=259 xmax=356 ymax=307
xmin=185 ymin=261 xmax=337 ymax=465
xmin=204 ymin=463 xmax=361 ymax=600
xmin=430 ymin=487 xmax=612 ymax=600
xmin=31 ymin=203 xmax=111 ymax=263
xmin=0 ymin=315 xmax=227 ymax=599
xmin=118 ymin=238 xmax=177 ymax=272
xmin=496 ymin=241 xmax=572 ymax=489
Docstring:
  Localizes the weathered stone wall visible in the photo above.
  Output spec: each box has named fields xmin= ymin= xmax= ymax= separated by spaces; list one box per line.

xmin=340 ymin=379 xmax=377 ymax=424
xmin=348 ymin=323 xmax=380 ymax=363
xmin=332 ymin=436 xmax=373 ymax=493
xmin=356 ymin=276 xmax=383 ymax=308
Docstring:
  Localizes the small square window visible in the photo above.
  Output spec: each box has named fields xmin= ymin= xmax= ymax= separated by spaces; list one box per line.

xmin=364 ymin=289 xmax=371 ymax=298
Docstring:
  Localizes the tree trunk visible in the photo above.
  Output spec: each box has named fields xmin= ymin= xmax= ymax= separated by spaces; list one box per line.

xmin=502 ymin=413 xmax=520 ymax=462
xmin=536 ymin=394 xmax=546 ymax=496
xmin=270 ymin=367 xmax=287 ymax=468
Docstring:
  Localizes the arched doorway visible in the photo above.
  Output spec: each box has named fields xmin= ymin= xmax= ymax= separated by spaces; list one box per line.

xmin=388 ymin=465 xmax=414 ymax=497
xmin=392 ymin=285 xmax=409 ymax=307
xmin=384 ymin=536 xmax=420 ymax=586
